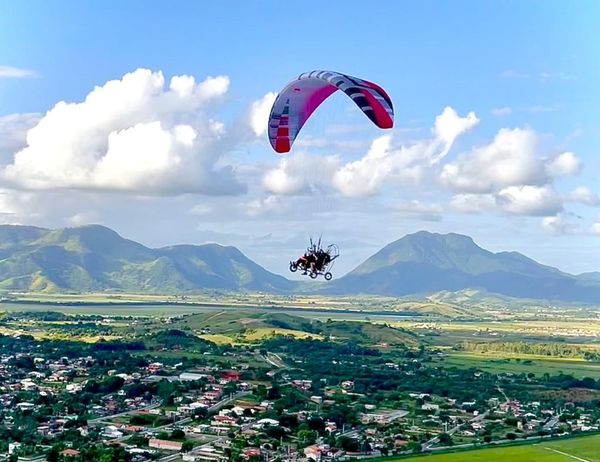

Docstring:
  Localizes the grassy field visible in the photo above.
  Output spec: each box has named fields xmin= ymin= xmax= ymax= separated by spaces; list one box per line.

xmin=389 ymin=434 xmax=600 ymax=461
xmin=434 ymin=351 xmax=600 ymax=379
xmin=0 ymin=326 xmax=122 ymax=343
xmin=199 ymin=328 xmax=321 ymax=345
xmin=0 ymin=300 xmax=416 ymax=321
xmin=243 ymin=327 xmax=321 ymax=341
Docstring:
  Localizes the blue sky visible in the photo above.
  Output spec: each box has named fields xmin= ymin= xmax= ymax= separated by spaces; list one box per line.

xmin=0 ymin=0 xmax=599 ymax=276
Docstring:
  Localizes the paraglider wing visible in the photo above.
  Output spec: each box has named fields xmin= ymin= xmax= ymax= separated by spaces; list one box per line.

xmin=268 ymin=70 xmax=394 ymax=153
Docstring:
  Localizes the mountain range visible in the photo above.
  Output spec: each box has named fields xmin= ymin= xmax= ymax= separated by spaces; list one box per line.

xmin=0 ymin=224 xmax=597 ymax=303
xmin=328 ymin=231 xmax=600 ymax=302
xmin=0 ymin=225 xmax=292 ymax=293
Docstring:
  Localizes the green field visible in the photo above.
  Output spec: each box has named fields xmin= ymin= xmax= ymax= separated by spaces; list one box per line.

xmin=434 ymin=352 xmax=600 ymax=379
xmin=390 ymin=435 xmax=600 ymax=461
xmin=0 ymin=300 xmax=414 ymax=321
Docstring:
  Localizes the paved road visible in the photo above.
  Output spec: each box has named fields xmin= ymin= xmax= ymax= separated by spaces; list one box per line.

xmin=89 ymin=400 xmax=163 ymax=424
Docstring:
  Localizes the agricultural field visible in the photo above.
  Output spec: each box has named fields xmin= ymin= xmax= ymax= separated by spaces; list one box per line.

xmin=433 ymin=351 xmax=600 ymax=380
xmin=390 ymin=434 xmax=600 ymax=462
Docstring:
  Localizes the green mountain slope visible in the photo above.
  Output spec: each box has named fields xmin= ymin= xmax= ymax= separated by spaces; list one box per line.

xmin=329 ymin=231 xmax=600 ymax=303
xmin=0 ymin=225 xmax=292 ymax=293
xmin=0 ymin=226 xmax=597 ymax=303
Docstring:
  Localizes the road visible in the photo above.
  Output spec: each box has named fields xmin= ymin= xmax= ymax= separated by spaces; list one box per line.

xmin=89 ymin=399 xmax=163 ymax=424
xmin=209 ymin=390 xmax=251 ymax=412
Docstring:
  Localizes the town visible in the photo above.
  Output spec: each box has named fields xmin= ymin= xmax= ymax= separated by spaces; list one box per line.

xmin=0 ymin=309 xmax=599 ymax=462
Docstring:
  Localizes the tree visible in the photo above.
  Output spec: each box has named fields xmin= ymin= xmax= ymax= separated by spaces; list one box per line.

xmin=266 ymin=426 xmax=287 ymax=439
xmin=253 ymin=384 xmax=267 ymax=400
xmin=267 ymin=385 xmax=281 ymax=400
xmin=171 ymin=429 xmax=185 ymax=440
xmin=337 ymin=436 xmax=360 ymax=452
xmin=182 ymin=441 xmax=193 ymax=452
xmin=307 ymin=417 xmax=325 ymax=432
xmin=46 ymin=445 xmax=61 ymax=462
xmin=279 ymin=414 xmax=299 ymax=429
xmin=438 ymin=433 xmax=453 ymax=446
xmin=297 ymin=429 xmax=316 ymax=447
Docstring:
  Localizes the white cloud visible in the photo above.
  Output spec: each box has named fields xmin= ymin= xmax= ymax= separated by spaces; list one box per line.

xmin=246 ymin=195 xmax=287 ymax=217
xmin=449 ymin=194 xmax=496 ymax=213
xmin=249 ymin=92 xmax=276 ymax=137
xmin=491 ymin=107 xmax=512 ymax=117
xmin=393 ymin=200 xmax=443 ymax=221
xmin=546 ymin=151 xmax=582 ymax=178
xmin=542 ymin=214 xmax=572 ymax=235
xmin=592 ymin=219 xmax=600 ymax=235
xmin=331 ymin=107 xmax=478 ymax=197
xmin=3 ymin=68 xmax=244 ymax=195
xmin=567 ymin=186 xmax=599 ymax=206
xmin=0 ymin=113 xmax=41 ymax=158
xmin=441 ymin=128 xmax=546 ymax=193
xmin=430 ymin=107 xmax=479 ymax=163
xmin=67 ymin=212 xmax=98 ymax=226
xmin=0 ymin=66 xmax=36 ymax=78
xmin=264 ymin=153 xmax=340 ymax=195
xmin=496 ymin=185 xmax=562 ymax=216
xmin=294 ymin=136 xmax=368 ymax=151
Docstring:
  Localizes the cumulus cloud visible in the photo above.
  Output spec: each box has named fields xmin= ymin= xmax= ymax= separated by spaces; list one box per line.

xmin=294 ymin=136 xmax=368 ymax=151
xmin=0 ymin=113 xmax=41 ymax=159
xmin=567 ymin=186 xmax=600 ymax=206
xmin=264 ymin=153 xmax=340 ymax=195
xmin=441 ymin=128 xmax=580 ymax=194
xmin=3 ymin=68 xmax=245 ymax=195
xmin=592 ymin=219 xmax=600 ymax=235
xmin=249 ymin=92 xmax=276 ymax=137
xmin=441 ymin=129 xmax=543 ymax=193
xmin=542 ymin=214 xmax=572 ymax=235
xmin=449 ymin=194 xmax=496 ymax=213
xmin=67 ymin=212 xmax=98 ymax=226
xmin=331 ymin=107 xmax=478 ymax=197
xmin=393 ymin=200 xmax=443 ymax=221
xmin=496 ymin=185 xmax=562 ymax=216
xmin=546 ymin=152 xmax=581 ymax=177
xmin=430 ymin=107 xmax=480 ymax=163
xmin=245 ymin=195 xmax=287 ymax=217
xmin=0 ymin=66 xmax=36 ymax=78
